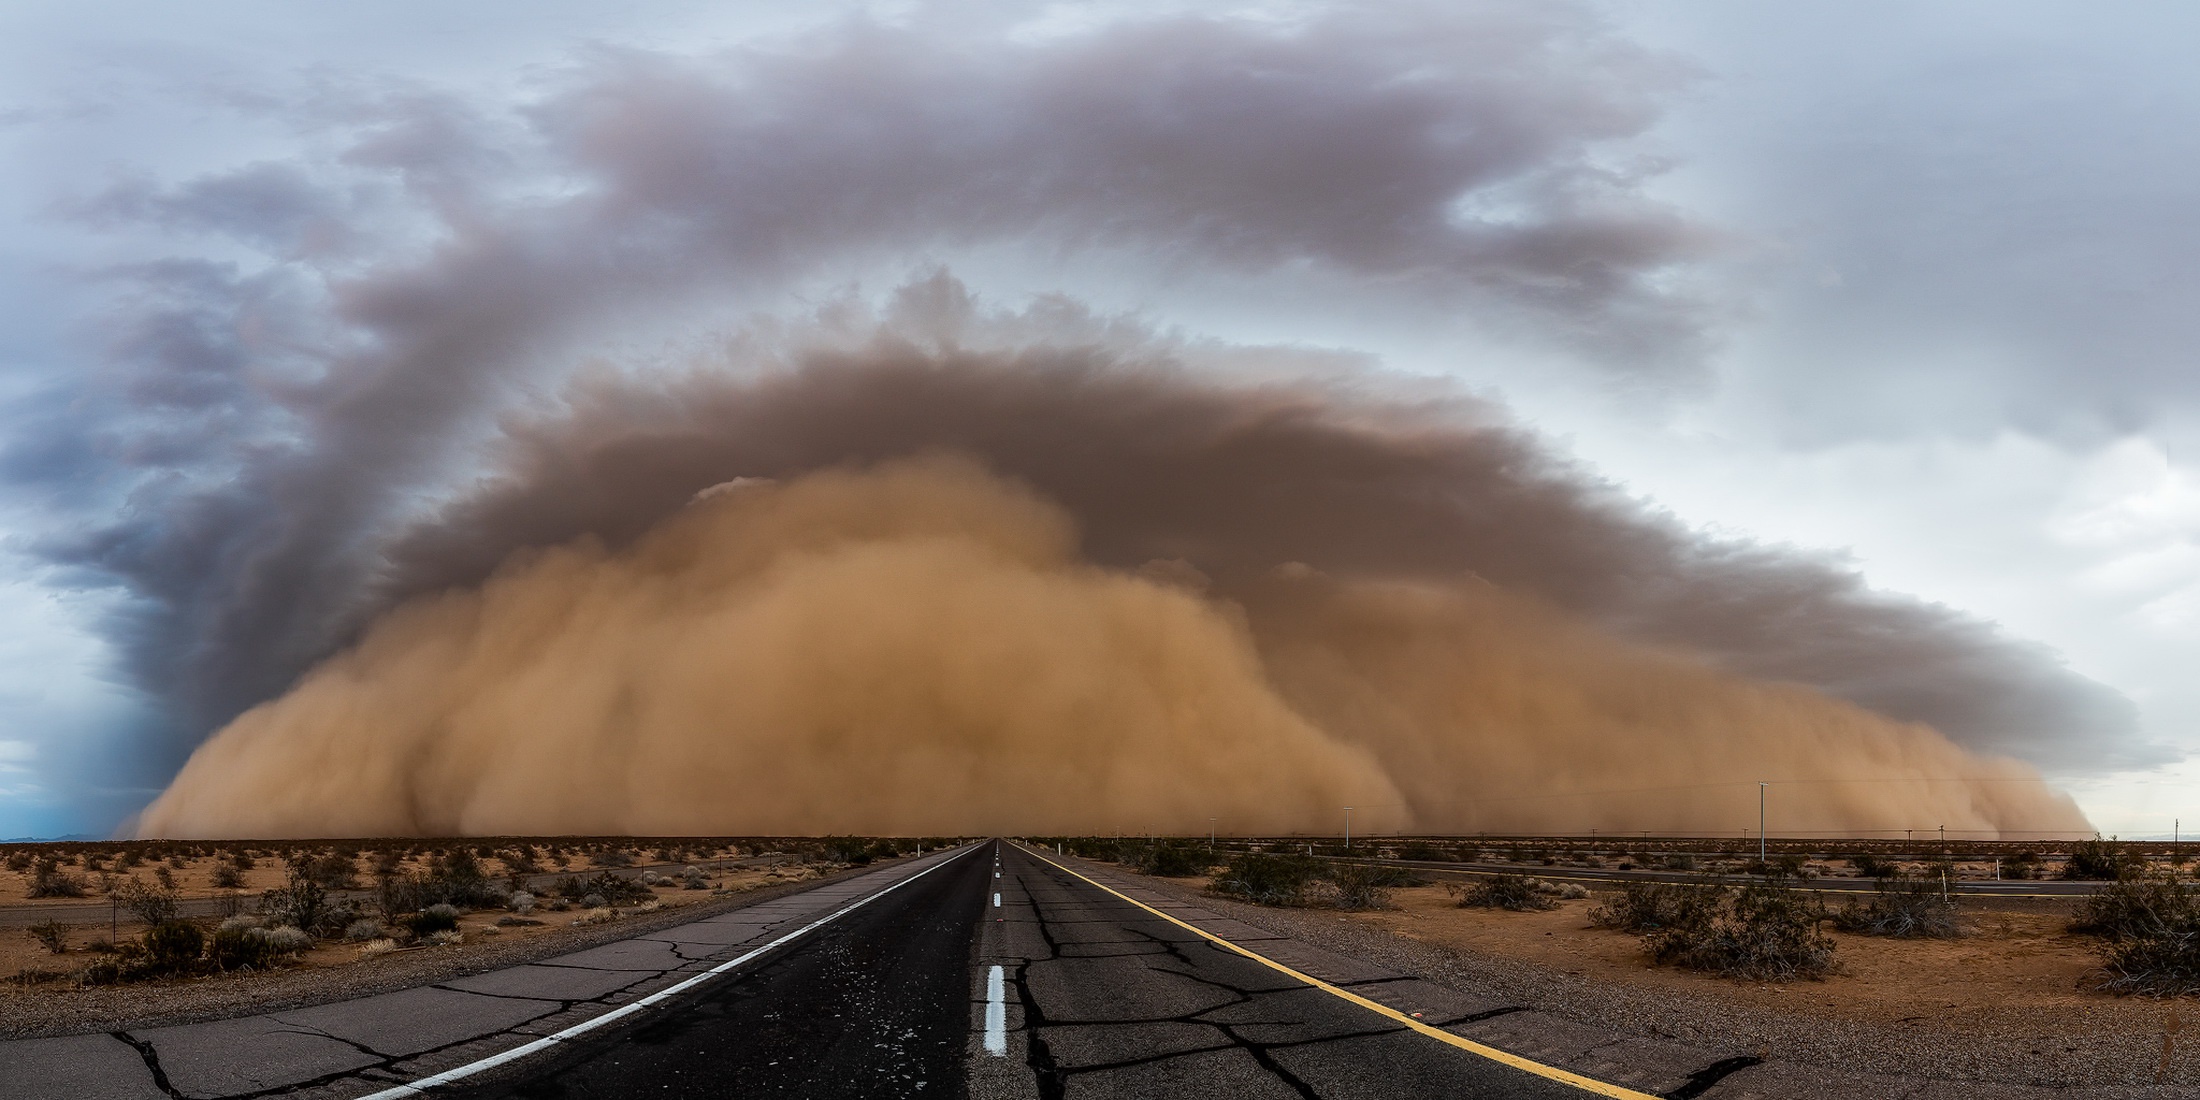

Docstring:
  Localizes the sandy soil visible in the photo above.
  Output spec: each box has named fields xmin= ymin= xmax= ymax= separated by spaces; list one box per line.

xmin=0 ymin=845 xmax=837 ymax=991
xmin=1344 ymin=883 xmax=2130 ymax=1030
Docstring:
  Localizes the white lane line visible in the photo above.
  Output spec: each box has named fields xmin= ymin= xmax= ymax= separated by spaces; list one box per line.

xmin=358 ymin=845 xmax=980 ymax=1100
xmin=984 ymin=964 xmax=1008 ymax=1056
xmin=993 ymin=892 xmax=1001 ymax=908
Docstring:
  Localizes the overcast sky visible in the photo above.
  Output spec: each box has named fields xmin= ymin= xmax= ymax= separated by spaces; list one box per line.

xmin=2 ymin=0 xmax=2197 ymax=838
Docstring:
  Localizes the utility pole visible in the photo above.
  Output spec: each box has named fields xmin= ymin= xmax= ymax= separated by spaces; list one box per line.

xmin=1344 ymin=807 xmax=1354 ymax=849
xmin=1208 ymin=818 xmax=1216 ymax=850
xmin=1759 ymin=782 xmax=1768 ymax=867
xmin=1939 ymin=824 xmax=1945 ymax=845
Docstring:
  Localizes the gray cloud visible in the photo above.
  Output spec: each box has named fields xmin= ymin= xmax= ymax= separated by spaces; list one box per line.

xmin=9 ymin=3 xmax=1718 ymax=767
xmin=1642 ymin=3 xmax=2200 ymax=444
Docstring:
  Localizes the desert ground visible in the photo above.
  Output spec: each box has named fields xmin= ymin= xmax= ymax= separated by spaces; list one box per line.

xmin=0 ymin=836 xmax=943 ymax=1035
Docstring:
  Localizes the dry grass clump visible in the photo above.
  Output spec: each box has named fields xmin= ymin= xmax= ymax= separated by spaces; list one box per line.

xmin=1830 ymin=877 xmax=1963 ymax=939
xmin=1119 ymin=840 xmax=1218 ymax=878
xmin=1211 ymin=853 xmax=1327 ymax=906
xmin=1590 ymin=881 xmax=1723 ymax=932
xmin=1594 ymin=877 xmax=1837 ymax=981
xmin=1454 ymin=872 xmax=1559 ymax=912
xmin=2070 ymin=872 xmax=2200 ymax=995
xmin=2065 ymin=837 xmax=2143 ymax=881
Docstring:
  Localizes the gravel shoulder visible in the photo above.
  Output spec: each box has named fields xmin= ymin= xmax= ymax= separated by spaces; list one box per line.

xmin=1111 ymin=866 xmax=2197 ymax=1091
xmin=0 ymin=860 xmax=895 ymax=1041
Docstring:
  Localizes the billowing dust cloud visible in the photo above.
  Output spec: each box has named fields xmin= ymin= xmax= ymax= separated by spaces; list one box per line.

xmin=140 ymin=453 xmax=2087 ymax=838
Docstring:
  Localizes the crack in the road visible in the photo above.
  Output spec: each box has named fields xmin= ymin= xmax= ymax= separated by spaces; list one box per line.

xmin=109 ymin=1031 xmax=186 ymax=1100
xmin=111 ymin=923 xmax=820 ymax=1100
xmin=1660 ymin=1054 xmax=1763 ymax=1099
xmin=998 ymin=855 xmax=1438 ymax=1100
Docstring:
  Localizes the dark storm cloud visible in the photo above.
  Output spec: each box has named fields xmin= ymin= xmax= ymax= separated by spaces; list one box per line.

xmin=53 ymin=1 xmax=2158 ymax=793
xmin=13 ymin=3 xmax=1720 ymax=755
xmin=373 ymin=287 xmax=2147 ymax=772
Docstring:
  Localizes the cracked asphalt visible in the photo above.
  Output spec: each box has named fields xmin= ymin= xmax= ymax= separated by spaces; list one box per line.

xmin=970 ymin=844 xmax=1595 ymax=1100
xmin=19 ymin=839 xmax=2089 ymax=1100
xmin=443 ymin=839 xmax=989 ymax=1100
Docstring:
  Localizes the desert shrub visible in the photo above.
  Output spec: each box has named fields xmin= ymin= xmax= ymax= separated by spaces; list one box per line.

xmin=593 ymin=847 xmax=635 ymax=868
xmin=504 ymin=846 xmax=540 ymax=875
xmin=27 ymin=859 xmax=86 ymax=898
xmin=1848 ymin=854 xmax=1897 ymax=879
xmin=1324 ymin=863 xmax=1398 ymax=911
xmin=211 ymin=863 xmax=243 ymax=889
xmin=141 ymin=920 xmax=205 ymax=974
xmin=1999 ymin=852 xmax=2041 ymax=880
xmin=1591 ymin=881 xmax=1722 ymax=932
xmin=229 ymin=849 xmax=256 ymax=871
xmin=509 ymin=891 xmax=536 ymax=914
xmin=555 ymin=870 xmax=651 ymax=905
xmin=1211 ymin=853 xmax=1326 ymax=907
xmin=822 ymin=837 xmax=874 ymax=865
xmin=262 ymin=866 xmax=328 ymax=932
xmin=640 ymin=870 xmax=663 ymax=886
xmin=4 ymin=850 xmax=30 ymax=872
xmin=580 ymin=893 xmax=609 ymax=910
xmin=1455 ymin=873 xmax=1559 ymax=912
xmin=114 ymin=848 xmax=142 ymax=870
xmin=342 ymin=918 xmax=385 ymax=942
xmin=358 ymin=938 xmax=399 ymax=957
xmin=116 ymin=877 xmax=180 ymax=925
xmin=2071 ymin=873 xmax=2196 ymax=940
xmin=680 ymin=867 xmax=708 ymax=890
xmin=422 ymin=848 xmax=493 ymax=905
xmin=2065 ymin=873 xmax=2200 ymax=994
xmin=1399 ymin=841 xmax=1458 ymax=862
xmin=375 ymin=875 xmax=429 ymax=922
xmin=405 ymin=903 xmax=460 ymax=938
xmin=1831 ymin=878 xmax=1962 ymax=939
xmin=1124 ymin=841 xmax=1215 ymax=878
xmin=259 ymin=925 xmax=313 ymax=954
xmin=27 ymin=920 xmax=69 ymax=954
xmin=303 ymin=851 xmax=358 ymax=890
xmin=1647 ymin=879 xmax=1835 ymax=980
xmin=214 ymin=924 xmax=311 ymax=970
xmin=2066 ymin=837 xmax=2142 ymax=881
xmin=1661 ymin=854 xmax=1697 ymax=873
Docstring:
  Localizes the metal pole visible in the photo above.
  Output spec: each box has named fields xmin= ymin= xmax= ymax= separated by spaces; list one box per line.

xmin=1759 ymin=783 xmax=1768 ymax=866
xmin=1208 ymin=818 xmax=1216 ymax=850
xmin=1344 ymin=807 xmax=1353 ymax=849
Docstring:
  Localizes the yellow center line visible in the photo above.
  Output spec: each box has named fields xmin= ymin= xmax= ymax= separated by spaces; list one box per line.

xmin=1018 ymin=845 xmax=1661 ymax=1100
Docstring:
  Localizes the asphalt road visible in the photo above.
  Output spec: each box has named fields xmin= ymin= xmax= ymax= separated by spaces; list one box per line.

xmin=443 ymin=846 xmax=991 ymax=1100
xmin=977 ymin=844 xmax=1593 ymax=1100
xmin=424 ymin=842 xmax=1597 ymax=1099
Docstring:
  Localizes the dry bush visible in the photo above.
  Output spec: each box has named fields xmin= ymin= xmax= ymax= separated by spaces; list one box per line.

xmin=1590 ymin=881 xmax=1722 ymax=932
xmin=2069 ymin=873 xmax=2200 ymax=994
xmin=1455 ymin=873 xmax=1559 ymax=912
xmin=2066 ymin=838 xmax=2143 ymax=881
xmin=27 ymin=859 xmax=86 ymax=898
xmin=1322 ymin=863 xmax=1399 ymax=911
xmin=116 ymin=877 xmax=179 ymax=925
xmin=1647 ymin=878 xmax=1836 ymax=981
xmin=27 ymin=920 xmax=68 ymax=954
xmin=1830 ymin=877 xmax=1962 ymax=939
xmin=1210 ymin=853 xmax=1326 ymax=907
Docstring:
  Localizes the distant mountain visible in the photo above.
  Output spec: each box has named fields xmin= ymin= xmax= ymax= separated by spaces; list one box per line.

xmin=3 ymin=833 xmax=100 ymax=843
